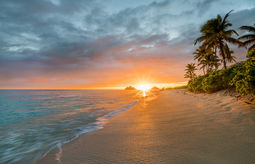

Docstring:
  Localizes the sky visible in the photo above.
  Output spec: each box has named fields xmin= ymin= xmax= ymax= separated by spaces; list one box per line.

xmin=0 ymin=0 xmax=255 ymax=89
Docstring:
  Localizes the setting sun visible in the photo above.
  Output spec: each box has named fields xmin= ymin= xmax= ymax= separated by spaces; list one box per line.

xmin=137 ymin=84 xmax=152 ymax=91
xmin=136 ymin=84 xmax=152 ymax=97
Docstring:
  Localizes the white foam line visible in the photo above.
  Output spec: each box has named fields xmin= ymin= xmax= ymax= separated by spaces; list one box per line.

xmin=35 ymin=101 xmax=138 ymax=164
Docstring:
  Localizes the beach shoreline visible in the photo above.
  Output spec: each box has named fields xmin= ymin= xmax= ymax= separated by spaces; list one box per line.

xmin=38 ymin=89 xmax=255 ymax=164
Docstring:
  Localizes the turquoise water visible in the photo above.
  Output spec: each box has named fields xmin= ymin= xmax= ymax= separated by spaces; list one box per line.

xmin=0 ymin=90 xmax=138 ymax=164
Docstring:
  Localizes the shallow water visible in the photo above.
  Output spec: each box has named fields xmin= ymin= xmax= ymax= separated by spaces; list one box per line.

xmin=0 ymin=90 xmax=139 ymax=164
xmin=40 ymin=90 xmax=255 ymax=163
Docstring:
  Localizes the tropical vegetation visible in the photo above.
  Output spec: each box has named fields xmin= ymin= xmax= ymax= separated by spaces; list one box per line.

xmin=185 ymin=11 xmax=255 ymax=98
xmin=184 ymin=63 xmax=197 ymax=80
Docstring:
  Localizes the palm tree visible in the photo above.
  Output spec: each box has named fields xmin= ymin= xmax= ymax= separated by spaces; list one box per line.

xmin=195 ymin=10 xmax=241 ymax=69
xmin=193 ymin=46 xmax=208 ymax=62
xmin=184 ymin=63 xmax=197 ymax=80
xmin=198 ymin=53 xmax=221 ymax=74
xmin=239 ymin=23 xmax=255 ymax=52
xmin=193 ymin=46 xmax=220 ymax=74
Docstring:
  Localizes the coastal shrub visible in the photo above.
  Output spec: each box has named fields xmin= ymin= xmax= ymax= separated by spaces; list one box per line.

xmin=187 ymin=50 xmax=255 ymax=97
xmin=231 ymin=50 xmax=255 ymax=96
xmin=202 ymin=70 xmax=224 ymax=92
xmin=230 ymin=64 xmax=246 ymax=94
xmin=245 ymin=51 xmax=255 ymax=96
xmin=188 ymin=66 xmax=236 ymax=93
xmin=187 ymin=75 xmax=207 ymax=92
xmin=203 ymin=65 xmax=238 ymax=92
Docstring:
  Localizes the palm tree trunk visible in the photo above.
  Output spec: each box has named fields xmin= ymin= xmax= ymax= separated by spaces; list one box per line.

xmin=222 ymin=56 xmax=227 ymax=69
xmin=219 ymin=42 xmax=227 ymax=69
xmin=214 ymin=47 xmax=219 ymax=71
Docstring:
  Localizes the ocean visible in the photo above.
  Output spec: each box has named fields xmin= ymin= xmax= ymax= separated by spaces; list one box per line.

xmin=0 ymin=90 xmax=139 ymax=164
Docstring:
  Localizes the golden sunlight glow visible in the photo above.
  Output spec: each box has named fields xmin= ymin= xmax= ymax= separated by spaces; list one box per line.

xmin=137 ymin=84 xmax=151 ymax=92
xmin=136 ymin=84 xmax=152 ymax=97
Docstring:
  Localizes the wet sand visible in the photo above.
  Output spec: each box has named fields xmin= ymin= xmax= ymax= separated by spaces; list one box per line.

xmin=38 ymin=89 xmax=255 ymax=164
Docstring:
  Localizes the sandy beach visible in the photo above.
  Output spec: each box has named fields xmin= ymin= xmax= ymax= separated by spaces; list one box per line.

xmin=38 ymin=89 xmax=255 ymax=164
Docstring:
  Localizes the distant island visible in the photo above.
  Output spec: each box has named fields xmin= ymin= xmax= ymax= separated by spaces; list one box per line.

xmin=150 ymin=86 xmax=160 ymax=91
xmin=124 ymin=86 xmax=137 ymax=90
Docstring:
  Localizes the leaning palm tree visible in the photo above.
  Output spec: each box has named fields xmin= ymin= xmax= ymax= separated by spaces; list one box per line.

xmin=239 ymin=23 xmax=255 ymax=52
xmin=184 ymin=63 xmax=197 ymax=80
xmin=195 ymin=10 xmax=241 ymax=69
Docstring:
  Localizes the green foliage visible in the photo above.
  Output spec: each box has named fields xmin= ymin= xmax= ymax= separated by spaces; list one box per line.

xmin=187 ymin=50 xmax=255 ymax=97
xmin=187 ymin=75 xmax=206 ymax=93
xmin=188 ymin=13 xmax=255 ymax=97
xmin=231 ymin=50 xmax=255 ymax=96
xmin=188 ymin=68 xmax=234 ymax=93
xmin=201 ymin=66 xmax=236 ymax=92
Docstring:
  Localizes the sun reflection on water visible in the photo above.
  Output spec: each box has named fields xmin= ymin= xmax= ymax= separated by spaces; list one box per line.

xmin=137 ymin=84 xmax=151 ymax=97
xmin=143 ymin=90 xmax=146 ymax=97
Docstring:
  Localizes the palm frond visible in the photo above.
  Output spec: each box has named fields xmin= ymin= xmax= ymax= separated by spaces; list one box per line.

xmin=225 ymin=29 xmax=239 ymax=36
xmin=243 ymin=39 xmax=255 ymax=46
xmin=222 ymin=10 xmax=233 ymax=27
xmin=238 ymin=34 xmax=255 ymax=40
xmin=224 ymin=37 xmax=243 ymax=46
xmin=240 ymin=25 xmax=255 ymax=32
xmin=248 ymin=44 xmax=255 ymax=52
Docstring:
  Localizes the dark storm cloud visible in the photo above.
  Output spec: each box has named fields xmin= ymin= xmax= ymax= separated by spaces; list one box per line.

xmin=0 ymin=0 xmax=255 ymax=88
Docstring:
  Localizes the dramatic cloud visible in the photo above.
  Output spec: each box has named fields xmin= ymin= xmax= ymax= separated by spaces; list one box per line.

xmin=0 ymin=0 xmax=255 ymax=88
